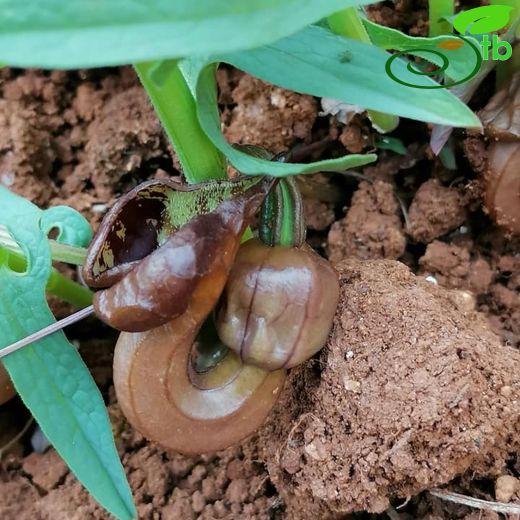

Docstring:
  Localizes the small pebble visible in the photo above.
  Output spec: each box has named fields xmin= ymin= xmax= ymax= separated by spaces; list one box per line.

xmin=91 ymin=203 xmax=108 ymax=214
xmin=500 ymin=386 xmax=512 ymax=398
xmin=31 ymin=426 xmax=51 ymax=454
xmin=495 ymin=474 xmax=519 ymax=502
xmin=343 ymin=377 xmax=361 ymax=393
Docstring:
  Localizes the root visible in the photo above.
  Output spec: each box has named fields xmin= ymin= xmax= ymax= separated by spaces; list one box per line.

xmin=0 ymin=417 xmax=34 ymax=460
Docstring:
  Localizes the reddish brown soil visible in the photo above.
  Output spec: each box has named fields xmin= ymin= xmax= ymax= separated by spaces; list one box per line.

xmin=1 ymin=423 xmax=279 ymax=519
xmin=261 ymin=259 xmax=520 ymax=518
xmin=0 ymin=13 xmax=519 ymax=517
xmin=328 ymin=180 xmax=406 ymax=262
xmin=0 ymin=67 xmax=171 ymax=231
xmin=221 ymin=74 xmax=317 ymax=155
xmin=406 ymin=179 xmax=468 ymax=243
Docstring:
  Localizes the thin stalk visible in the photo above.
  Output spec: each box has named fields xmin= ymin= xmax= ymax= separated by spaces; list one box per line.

xmin=430 ymin=488 xmax=520 ymax=515
xmin=428 ymin=0 xmax=455 ymax=37
xmin=0 ymin=305 xmax=95 ymax=359
xmin=328 ymin=8 xmax=399 ymax=133
xmin=0 ymin=225 xmax=87 ymax=265
xmin=135 ymin=60 xmax=227 ymax=183
xmin=6 ymin=251 xmax=93 ymax=308
xmin=260 ymin=177 xmax=305 ymax=247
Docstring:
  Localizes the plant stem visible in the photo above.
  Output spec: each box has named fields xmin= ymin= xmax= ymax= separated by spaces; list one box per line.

xmin=328 ymin=7 xmax=370 ymax=42
xmin=135 ymin=60 xmax=227 ymax=183
xmin=260 ymin=177 xmax=305 ymax=247
xmin=6 ymin=251 xmax=92 ymax=308
xmin=328 ymin=8 xmax=399 ymax=133
xmin=49 ymin=242 xmax=87 ymax=265
xmin=428 ymin=0 xmax=454 ymax=37
xmin=0 ymin=225 xmax=87 ymax=265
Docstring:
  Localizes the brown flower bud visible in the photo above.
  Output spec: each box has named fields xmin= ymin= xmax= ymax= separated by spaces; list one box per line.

xmin=216 ymin=238 xmax=339 ymax=370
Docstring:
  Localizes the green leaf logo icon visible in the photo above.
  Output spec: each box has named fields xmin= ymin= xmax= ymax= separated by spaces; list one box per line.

xmin=453 ymin=5 xmax=513 ymax=35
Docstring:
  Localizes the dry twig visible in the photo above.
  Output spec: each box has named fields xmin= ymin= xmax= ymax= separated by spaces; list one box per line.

xmin=430 ymin=488 xmax=520 ymax=515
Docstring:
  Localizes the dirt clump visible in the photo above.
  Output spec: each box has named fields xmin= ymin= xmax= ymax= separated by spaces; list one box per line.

xmin=78 ymin=86 xmax=165 ymax=200
xmin=298 ymin=174 xmax=337 ymax=232
xmin=259 ymin=258 xmax=520 ymax=518
xmin=0 ymin=75 xmax=58 ymax=206
xmin=338 ymin=117 xmax=370 ymax=154
xmin=495 ymin=474 xmax=519 ymax=502
xmin=0 ymin=404 xmax=282 ymax=520
xmin=327 ymin=180 xmax=406 ymax=262
xmin=419 ymin=240 xmax=494 ymax=295
xmin=0 ymin=68 xmax=173 ymax=228
xmin=367 ymin=0 xmax=429 ymax=36
xmin=485 ymin=280 xmax=520 ymax=348
xmin=406 ymin=179 xmax=468 ymax=243
xmin=22 ymin=449 xmax=68 ymax=491
xmin=303 ymin=197 xmax=336 ymax=232
xmin=0 ymin=474 xmax=40 ymax=520
xmin=223 ymin=74 xmax=317 ymax=154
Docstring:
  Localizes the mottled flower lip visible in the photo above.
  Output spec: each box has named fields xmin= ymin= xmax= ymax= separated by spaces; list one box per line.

xmin=82 ymin=176 xmax=270 ymax=289
xmin=84 ymin=177 xmax=275 ymax=332
xmin=82 ymin=179 xmax=182 ymax=288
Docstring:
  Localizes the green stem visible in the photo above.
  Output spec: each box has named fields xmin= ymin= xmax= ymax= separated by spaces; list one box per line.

xmin=6 ymin=251 xmax=92 ymax=308
xmin=135 ymin=60 xmax=227 ymax=183
xmin=49 ymin=242 xmax=87 ymax=265
xmin=260 ymin=177 xmax=305 ymax=247
xmin=428 ymin=0 xmax=454 ymax=37
xmin=0 ymin=225 xmax=87 ymax=265
xmin=328 ymin=8 xmax=399 ymax=133
xmin=328 ymin=6 xmax=370 ymax=41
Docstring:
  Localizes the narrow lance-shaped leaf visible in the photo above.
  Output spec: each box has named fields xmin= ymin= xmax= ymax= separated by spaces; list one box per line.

xmin=181 ymin=58 xmax=377 ymax=177
xmin=0 ymin=0 xmax=376 ymax=68
xmin=178 ymin=25 xmax=480 ymax=177
xmin=216 ymin=26 xmax=482 ymax=127
xmin=0 ymin=186 xmax=136 ymax=520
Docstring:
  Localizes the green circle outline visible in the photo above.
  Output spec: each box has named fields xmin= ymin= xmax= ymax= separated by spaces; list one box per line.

xmin=385 ymin=35 xmax=483 ymax=89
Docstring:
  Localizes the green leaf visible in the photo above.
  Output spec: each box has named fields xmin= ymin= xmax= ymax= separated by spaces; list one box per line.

xmin=5 ymin=250 xmax=93 ymax=308
xmin=439 ymin=139 xmax=457 ymax=170
xmin=328 ymin=8 xmax=399 ymax=133
xmin=427 ymin=0 xmax=454 ymax=36
xmin=375 ymin=136 xmax=408 ymax=155
xmin=453 ymin=5 xmax=513 ymax=35
xmin=215 ymin=26 xmax=480 ymax=127
xmin=0 ymin=0 xmax=375 ymax=68
xmin=182 ymin=57 xmax=375 ymax=177
xmin=0 ymin=186 xmax=136 ymax=520
xmin=363 ymin=19 xmax=482 ymax=83
xmin=179 ymin=26 xmax=480 ymax=174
